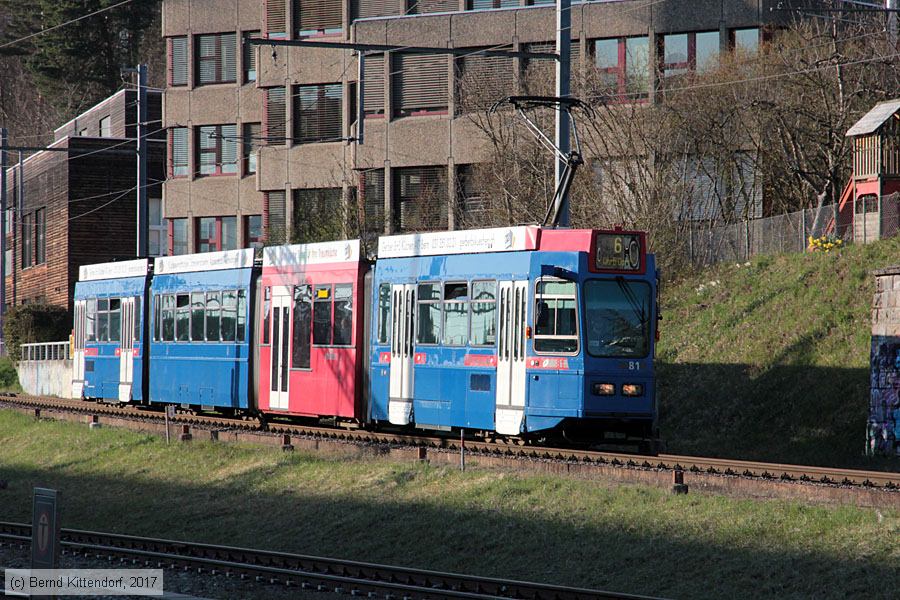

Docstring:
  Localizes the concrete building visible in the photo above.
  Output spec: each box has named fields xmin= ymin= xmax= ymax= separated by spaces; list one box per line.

xmin=161 ymin=0 xmax=786 ymax=254
xmin=3 ymin=89 xmax=165 ymax=311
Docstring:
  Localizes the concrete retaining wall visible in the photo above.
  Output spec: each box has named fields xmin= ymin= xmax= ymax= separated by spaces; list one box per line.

xmin=17 ymin=360 xmax=73 ymax=399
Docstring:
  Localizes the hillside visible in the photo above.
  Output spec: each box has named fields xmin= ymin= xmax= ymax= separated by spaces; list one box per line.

xmin=657 ymin=236 xmax=900 ymax=469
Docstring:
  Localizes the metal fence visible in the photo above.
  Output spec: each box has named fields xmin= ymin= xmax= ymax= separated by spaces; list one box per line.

xmin=686 ymin=195 xmax=900 ymax=268
xmin=20 ymin=341 xmax=71 ymax=362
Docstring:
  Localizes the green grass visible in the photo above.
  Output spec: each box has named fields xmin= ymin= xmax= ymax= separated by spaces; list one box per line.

xmin=658 ymin=237 xmax=900 ymax=469
xmin=0 ymin=411 xmax=898 ymax=599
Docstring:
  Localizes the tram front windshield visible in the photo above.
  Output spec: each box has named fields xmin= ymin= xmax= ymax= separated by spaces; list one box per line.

xmin=583 ymin=279 xmax=651 ymax=358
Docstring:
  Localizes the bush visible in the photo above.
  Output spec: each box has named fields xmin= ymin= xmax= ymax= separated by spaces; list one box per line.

xmin=3 ymin=304 xmax=70 ymax=362
xmin=0 ymin=357 xmax=21 ymax=392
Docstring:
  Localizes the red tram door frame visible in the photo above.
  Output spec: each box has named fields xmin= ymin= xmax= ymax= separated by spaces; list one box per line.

xmin=269 ymin=286 xmax=292 ymax=411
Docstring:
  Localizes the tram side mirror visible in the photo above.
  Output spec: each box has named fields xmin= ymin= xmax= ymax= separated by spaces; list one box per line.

xmin=540 ymin=265 xmax=577 ymax=281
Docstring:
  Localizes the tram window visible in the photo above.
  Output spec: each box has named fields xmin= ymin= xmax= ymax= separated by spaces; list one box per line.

xmin=134 ymin=297 xmax=142 ymax=341
xmin=108 ymin=298 xmax=122 ymax=342
xmin=237 ymin=290 xmax=247 ymax=342
xmin=334 ymin=284 xmax=353 ymax=346
xmin=313 ymin=285 xmax=332 ymax=345
xmin=292 ymin=285 xmax=312 ymax=368
xmin=377 ymin=283 xmax=391 ymax=344
xmin=86 ymin=298 xmax=97 ymax=342
xmin=191 ymin=293 xmax=206 ymax=340
xmin=161 ymin=295 xmax=175 ymax=341
xmin=152 ymin=296 xmax=160 ymax=341
xmin=443 ymin=282 xmax=468 ymax=346
xmin=534 ymin=280 xmax=579 ymax=354
xmin=470 ymin=281 xmax=496 ymax=346
xmin=175 ymin=294 xmax=190 ymax=342
xmin=97 ymin=298 xmax=109 ymax=341
xmin=222 ymin=290 xmax=238 ymax=342
xmin=262 ymin=286 xmax=271 ymax=345
xmin=417 ymin=283 xmax=441 ymax=345
xmin=206 ymin=292 xmax=222 ymax=342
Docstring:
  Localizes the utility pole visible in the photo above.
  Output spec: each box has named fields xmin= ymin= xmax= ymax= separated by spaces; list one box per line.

xmin=123 ymin=64 xmax=149 ymax=257
xmin=136 ymin=64 xmax=149 ymax=258
xmin=0 ymin=128 xmax=7 ymax=344
xmin=555 ymin=0 xmax=572 ymax=227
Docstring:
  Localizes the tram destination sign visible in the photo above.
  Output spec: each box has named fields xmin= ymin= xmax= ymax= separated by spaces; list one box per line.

xmin=593 ymin=232 xmax=645 ymax=273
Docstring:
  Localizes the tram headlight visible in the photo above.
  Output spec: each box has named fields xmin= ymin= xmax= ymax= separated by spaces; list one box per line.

xmin=592 ymin=383 xmax=615 ymax=396
xmin=622 ymin=383 xmax=644 ymax=397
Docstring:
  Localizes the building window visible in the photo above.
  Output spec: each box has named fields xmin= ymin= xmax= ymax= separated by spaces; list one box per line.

xmin=393 ymin=166 xmax=448 ymax=232
xmin=149 ymin=197 xmax=166 ymax=257
xmin=197 ymin=124 xmax=238 ymax=176
xmin=660 ymin=31 xmax=719 ymax=78
xmin=295 ymin=0 xmax=342 ymax=37
xmin=34 ymin=208 xmax=45 ymax=265
xmin=352 ymin=0 xmax=403 ymax=19
xmin=407 ymin=0 xmax=456 ymax=14
xmin=265 ymin=0 xmax=287 ymax=39
xmin=242 ymin=31 xmax=258 ymax=83
xmin=455 ymin=52 xmax=515 ymax=114
xmin=169 ymin=218 xmax=189 ymax=255
xmin=265 ymin=191 xmax=287 ymax=243
xmin=592 ymin=36 xmax=649 ymax=100
xmin=359 ymin=170 xmax=385 ymax=246
xmin=467 ymin=0 xmax=517 ymax=8
xmin=244 ymin=215 xmax=263 ymax=247
xmin=455 ymin=165 xmax=487 ymax=229
xmin=21 ymin=212 xmax=32 ymax=268
xmin=392 ymin=54 xmax=448 ymax=117
xmin=99 ymin=115 xmax=112 ymax=138
xmin=294 ymin=84 xmax=342 ymax=143
xmin=196 ymin=32 xmax=237 ymax=85
xmin=362 ymin=55 xmax=385 ymax=117
xmin=169 ymin=127 xmax=189 ymax=178
xmin=265 ymin=87 xmax=287 ymax=145
xmin=196 ymin=216 xmax=238 ymax=253
xmin=168 ymin=36 xmax=188 ymax=86
xmin=292 ymin=188 xmax=343 ymax=243
xmin=732 ymin=28 xmax=760 ymax=53
xmin=243 ymin=122 xmax=260 ymax=175
xmin=78 ymin=127 xmax=88 ymax=137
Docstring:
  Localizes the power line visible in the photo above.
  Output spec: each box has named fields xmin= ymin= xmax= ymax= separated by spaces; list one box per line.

xmin=0 ymin=0 xmax=135 ymax=50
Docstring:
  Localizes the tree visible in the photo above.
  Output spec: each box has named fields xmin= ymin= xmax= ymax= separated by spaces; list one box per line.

xmin=0 ymin=0 xmax=161 ymax=118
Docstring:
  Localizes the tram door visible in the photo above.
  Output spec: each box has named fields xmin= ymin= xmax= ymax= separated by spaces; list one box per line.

xmin=118 ymin=297 xmax=136 ymax=402
xmin=72 ymin=299 xmax=86 ymax=399
xmin=269 ymin=286 xmax=292 ymax=410
xmin=495 ymin=281 xmax=528 ymax=435
xmin=388 ymin=284 xmax=416 ymax=425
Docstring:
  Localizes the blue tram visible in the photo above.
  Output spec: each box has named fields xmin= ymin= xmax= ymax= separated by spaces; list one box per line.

xmin=369 ymin=227 xmax=657 ymax=442
xmin=72 ymin=259 xmax=151 ymax=402
xmin=148 ymin=249 xmax=257 ymax=411
xmin=71 ymin=226 xmax=659 ymax=448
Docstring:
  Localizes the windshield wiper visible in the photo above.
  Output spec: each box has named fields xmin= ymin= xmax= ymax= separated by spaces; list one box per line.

xmin=615 ymin=276 xmax=647 ymax=326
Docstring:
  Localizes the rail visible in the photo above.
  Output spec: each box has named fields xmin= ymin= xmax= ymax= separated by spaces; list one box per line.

xmin=19 ymin=341 xmax=70 ymax=361
xmin=0 ymin=522 xmax=662 ymax=600
xmin=1 ymin=393 xmax=897 ymax=492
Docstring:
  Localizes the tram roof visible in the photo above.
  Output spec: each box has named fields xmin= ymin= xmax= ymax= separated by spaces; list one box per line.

xmin=78 ymin=258 xmax=150 ymax=282
xmin=263 ymin=239 xmax=361 ymax=267
xmin=154 ymin=248 xmax=256 ymax=275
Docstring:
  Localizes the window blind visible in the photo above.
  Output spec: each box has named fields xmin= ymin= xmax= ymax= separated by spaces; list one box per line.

xmin=392 ymin=54 xmax=448 ymax=116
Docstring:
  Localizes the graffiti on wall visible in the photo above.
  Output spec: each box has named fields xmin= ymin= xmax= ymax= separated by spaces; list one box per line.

xmin=868 ymin=336 xmax=900 ymax=456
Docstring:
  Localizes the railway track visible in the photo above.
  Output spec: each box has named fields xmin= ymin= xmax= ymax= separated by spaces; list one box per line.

xmin=1 ymin=393 xmax=898 ymax=491
xmin=0 ymin=522 xmax=662 ymax=600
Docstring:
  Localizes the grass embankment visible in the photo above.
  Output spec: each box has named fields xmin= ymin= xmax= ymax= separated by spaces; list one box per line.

xmin=0 ymin=412 xmax=898 ymax=599
xmin=658 ymin=236 xmax=900 ymax=469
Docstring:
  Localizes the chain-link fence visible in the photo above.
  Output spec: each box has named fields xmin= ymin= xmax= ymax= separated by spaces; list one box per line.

xmin=685 ymin=193 xmax=900 ymax=267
